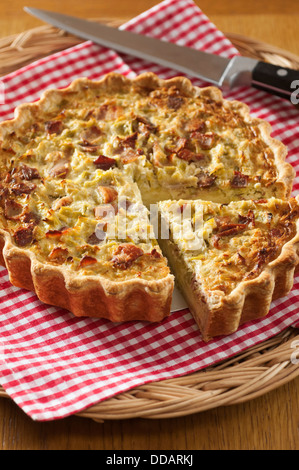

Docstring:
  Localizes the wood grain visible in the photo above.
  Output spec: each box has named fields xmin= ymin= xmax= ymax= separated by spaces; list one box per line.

xmin=1 ymin=1 xmax=299 ymax=55
xmin=0 ymin=0 xmax=298 ymax=450
xmin=0 ymin=377 xmax=299 ymax=450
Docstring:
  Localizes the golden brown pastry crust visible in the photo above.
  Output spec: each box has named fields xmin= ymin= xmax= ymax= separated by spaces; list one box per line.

xmin=0 ymin=72 xmax=296 ymax=332
xmin=2 ymin=239 xmax=173 ymax=322
xmin=201 ymin=229 xmax=299 ymax=341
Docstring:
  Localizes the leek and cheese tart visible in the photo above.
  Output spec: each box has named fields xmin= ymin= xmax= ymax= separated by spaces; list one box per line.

xmin=0 ymin=72 xmax=296 ymax=337
xmin=158 ymin=197 xmax=299 ymax=341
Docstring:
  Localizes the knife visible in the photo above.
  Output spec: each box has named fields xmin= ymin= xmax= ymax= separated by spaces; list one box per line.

xmin=24 ymin=7 xmax=299 ymax=101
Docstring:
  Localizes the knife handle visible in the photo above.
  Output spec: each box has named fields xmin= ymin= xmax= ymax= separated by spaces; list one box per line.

xmin=252 ymin=62 xmax=299 ymax=103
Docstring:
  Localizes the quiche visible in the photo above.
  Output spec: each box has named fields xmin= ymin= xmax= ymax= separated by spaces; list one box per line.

xmin=158 ymin=197 xmax=299 ymax=341
xmin=0 ymin=72 xmax=297 ymax=339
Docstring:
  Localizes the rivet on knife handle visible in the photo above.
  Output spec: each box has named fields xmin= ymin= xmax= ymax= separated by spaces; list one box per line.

xmin=251 ymin=61 xmax=299 ymax=102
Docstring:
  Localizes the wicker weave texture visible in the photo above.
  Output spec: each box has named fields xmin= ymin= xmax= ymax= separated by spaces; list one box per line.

xmin=0 ymin=19 xmax=298 ymax=421
xmin=0 ymin=19 xmax=299 ymax=77
xmin=78 ymin=328 xmax=299 ymax=421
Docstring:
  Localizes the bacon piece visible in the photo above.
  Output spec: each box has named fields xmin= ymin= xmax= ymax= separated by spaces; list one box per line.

xmin=268 ymin=227 xmax=285 ymax=239
xmin=150 ymin=86 xmax=185 ymax=111
xmin=48 ymin=247 xmax=69 ymax=264
xmin=230 ymin=171 xmax=249 ymax=188
xmin=87 ymin=232 xmax=100 ymax=245
xmin=114 ymin=133 xmax=143 ymax=163
xmin=211 ymin=229 xmax=242 ymax=249
xmin=176 ymin=148 xmax=204 ymax=163
xmin=215 ymin=214 xmax=248 ymax=233
xmin=150 ymin=248 xmax=162 ymax=259
xmin=135 ymin=122 xmax=150 ymax=139
xmin=215 ymin=210 xmax=256 ymax=238
xmin=191 ymin=132 xmax=217 ymax=150
xmin=167 ymin=95 xmax=184 ymax=110
xmin=167 ymin=88 xmax=185 ymax=110
xmin=4 ymin=200 xmax=23 ymax=219
xmin=238 ymin=209 xmax=255 ymax=227
xmin=132 ymin=115 xmax=157 ymax=135
xmin=48 ymin=159 xmax=69 ymax=179
xmin=185 ymin=119 xmax=206 ymax=133
xmin=45 ymin=228 xmax=68 ymax=239
xmin=215 ymin=216 xmax=235 ymax=231
xmin=117 ymin=132 xmax=138 ymax=150
xmin=52 ymin=196 xmax=73 ymax=211
xmin=211 ymin=217 xmax=249 ymax=249
xmin=112 ymin=243 xmax=144 ymax=269
xmin=152 ymin=141 xmax=167 ymax=167
xmin=80 ymin=125 xmax=101 ymax=144
xmin=216 ymin=224 xmax=247 ymax=237
xmin=95 ymin=103 xmax=123 ymax=121
xmin=13 ymin=225 xmax=34 ymax=247
xmin=87 ymin=225 xmax=107 ymax=245
xmin=120 ymin=148 xmax=141 ymax=165
xmin=79 ymin=125 xmax=102 ymax=153
xmin=80 ymin=143 xmax=102 ymax=153
xmin=79 ymin=256 xmax=97 ymax=268
xmin=95 ymin=104 xmax=109 ymax=120
xmin=211 ymin=215 xmax=251 ymax=248
xmin=174 ymin=138 xmax=188 ymax=153
xmin=10 ymin=181 xmax=36 ymax=195
xmin=97 ymin=186 xmax=118 ymax=204
xmin=93 ymin=155 xmax=116 ymax=171
xmin=45 ymin=120 xmax=64 ymax=135
xmin=170 ymin=137 xmax=203 ymax=162
xmin=18 ymin=164 xmax=40 ymax=180
xmin=21 ymin=211 xmax=40 ymax=226
xmin=197 ymin=172 xmax=216 ymax=188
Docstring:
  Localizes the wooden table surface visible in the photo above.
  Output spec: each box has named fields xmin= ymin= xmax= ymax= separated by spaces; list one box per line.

xmin=0 ymin=0 xmax=299 ymax=451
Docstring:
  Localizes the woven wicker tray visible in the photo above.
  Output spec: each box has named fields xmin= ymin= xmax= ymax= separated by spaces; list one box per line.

xmin=0 ymin=19 xmax=298 ymax=422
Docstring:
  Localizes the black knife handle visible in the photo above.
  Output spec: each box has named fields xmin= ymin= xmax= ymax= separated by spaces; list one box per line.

xmin=252 ymin=61 xmax=299 ymax=102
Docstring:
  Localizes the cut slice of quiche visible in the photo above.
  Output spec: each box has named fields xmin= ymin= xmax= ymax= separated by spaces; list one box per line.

xmin=158 ymin=197 xmax=299 ymax=341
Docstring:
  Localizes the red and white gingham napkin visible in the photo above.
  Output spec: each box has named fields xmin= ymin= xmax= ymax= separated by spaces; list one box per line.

xmin=0 ymin=0 xmax=298 ymax=421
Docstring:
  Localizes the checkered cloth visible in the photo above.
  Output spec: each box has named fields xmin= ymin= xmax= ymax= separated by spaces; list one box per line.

xmin=0 ymin=0 xmax=298 ymax=421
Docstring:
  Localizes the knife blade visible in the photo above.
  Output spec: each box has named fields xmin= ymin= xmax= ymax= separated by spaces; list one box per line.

xmin=24 ymin=7 xmax=299 ymax=101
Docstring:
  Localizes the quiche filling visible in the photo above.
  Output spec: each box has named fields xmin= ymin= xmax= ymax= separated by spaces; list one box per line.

xmin=158 ymin=198 xmax=299 ymax=299
xmin=0 ymin=162 xmax=168 ymax=281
